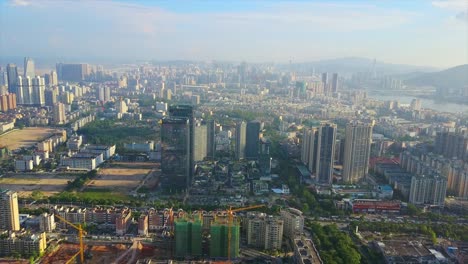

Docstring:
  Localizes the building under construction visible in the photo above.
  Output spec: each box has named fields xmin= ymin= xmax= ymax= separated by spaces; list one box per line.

xmin=174 ymin=215 xmax=203 ymax=258
xmin=209 ymin=213 xmax=240 ymax=259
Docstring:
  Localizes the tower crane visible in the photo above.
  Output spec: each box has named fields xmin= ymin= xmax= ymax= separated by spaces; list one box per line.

xmin=54 ymin=214 xmax=87 ymax=264
xmin=227 ymin=204 xmax=265 ymax=262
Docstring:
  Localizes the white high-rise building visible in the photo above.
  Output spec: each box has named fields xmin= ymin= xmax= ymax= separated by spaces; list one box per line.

xmin=24 ymin=57 xmax=35 ymax=78
xmin=0 ymin=189 xmax=20 ymax=231
xmin=50 ymin=71 xmax=58 ymax=86
xmin=236 ymin=121 xmax=246 ymax=160
xmin=342 ymin=121 xmax=373 ymax=183
xmin=54 ymin=102 xmax=66 ymax=125
xmin=409 ymin=174 xmax=447 ymax=206
xmin=32 ymin=76 xmax=45 ymax=106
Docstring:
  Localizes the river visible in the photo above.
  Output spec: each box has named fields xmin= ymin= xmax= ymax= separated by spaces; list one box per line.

xmin=367 ymin=92 xmax=468 ymax=114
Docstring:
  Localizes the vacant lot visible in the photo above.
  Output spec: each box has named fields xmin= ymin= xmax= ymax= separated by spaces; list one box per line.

xmin=0 ymin=173 xmax=76 ymax=197
xmin=0 ymin=127 xmax=59 ymax=150
xmin=85 ymin=162 xmax=158 ymax=192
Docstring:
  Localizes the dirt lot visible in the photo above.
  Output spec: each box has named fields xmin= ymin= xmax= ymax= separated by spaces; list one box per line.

xmin=86 ymin=162 xmax=159 ymax=192
xmin=0 ymin=173 xmax=76 ymax=197
xmin=0 ymin=127 xmax=59 ymax=150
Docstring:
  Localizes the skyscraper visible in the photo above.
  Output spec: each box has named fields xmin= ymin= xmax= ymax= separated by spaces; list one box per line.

xmin=331 ymin=73 xmax=338 ymax=93
xmin=236 ymin=121 xmax=246 ymax=160
xmin=169 ymin=105 xmax=194 ymax=181
xmin=342 ymin=121 xmax=373 ymax=183
xmin=206 ymin=120 xmax=216 ymax=159
xmin=161 ymin=117 xmax=190 ymax=192
xmin=245 ymin=121 xmax=260 ymax=159
xmin=316 ymin=123 xmax=337 ymax=185
xmin=0 ymin=189 xmax=20 ymax=231
xmin=24 ymin=57 xmax=35 ymax=78
xmin=6 ymin=64 xmax=18 ymax=94
xmin=193 ymin=122 xmax=207 ymax=162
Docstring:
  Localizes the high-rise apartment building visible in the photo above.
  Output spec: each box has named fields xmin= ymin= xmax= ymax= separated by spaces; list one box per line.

xmin=97 ymin=86 xmax=111 ymax=102
xmin=301 ymin=127 xmax=318 ymax=173
xmin=45 ymin=89 xmax=58 ymax=107
xmin=161 ymin=117 xmax=190 ymax=192
xmin=280 ymin=208 xmax=304 ymax=238
xmin=409 ymin=174 xmax=447 ymax=206
xmin=53 ymin=102 xmax=66 ymax=125
xmin=6 ymin=64 xmax=18 ymax=94
xmin=245 ymin=121 xmax=260 ymax=159
xmin=342 ymin=121 xmax=373 ymax=183
xmin=236 ymin=121 xmax=247 ymax=160
xmin=316 ymin=123 xmax=337 ymax=184
xmin=0 ymin=189 xmax=20 ymax=231
xmin=245 ymin=212 xmax=283 ymax=250
xmin=32 ymin=76 xmax=45 ymax=106
xmin=434 ymin=131 xmax=468 ymax=161
xmin=23 ymin=57 xmax=35 ymax=78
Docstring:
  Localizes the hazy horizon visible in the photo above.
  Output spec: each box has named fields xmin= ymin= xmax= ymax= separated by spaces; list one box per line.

xmin=1 ymin=0 xmax=467 ymax=68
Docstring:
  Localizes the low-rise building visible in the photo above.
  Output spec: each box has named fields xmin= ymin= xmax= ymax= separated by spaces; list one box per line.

xmin=0 ymin=231 xmax=47 ymax=257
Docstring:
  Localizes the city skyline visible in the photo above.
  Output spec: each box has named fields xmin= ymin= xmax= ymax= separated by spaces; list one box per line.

xmin=0 ymin=0 xmax=467 ymax=68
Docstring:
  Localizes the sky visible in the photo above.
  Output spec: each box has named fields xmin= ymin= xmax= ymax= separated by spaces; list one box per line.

xmin=0 ymin=0 xmax=467 ymax=68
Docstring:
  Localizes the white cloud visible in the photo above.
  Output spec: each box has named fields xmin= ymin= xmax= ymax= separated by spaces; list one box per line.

xmin=432 ymin=0 xmax=468 ymax=11
xmin=9 ymin=0 xmax=33 ymax=7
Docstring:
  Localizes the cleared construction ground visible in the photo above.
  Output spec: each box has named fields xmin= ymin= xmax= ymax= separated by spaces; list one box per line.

xmin=0 ymin=173 xmax=76 ymax=197
xmin=0 ymin=127 xmax=59 ymax=150
xmin=86 ymin=162 xmax=160 ymax=193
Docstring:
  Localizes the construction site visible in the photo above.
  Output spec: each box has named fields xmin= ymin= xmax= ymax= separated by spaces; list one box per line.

xmin=40 ymin=242 xmax=161 ymax=264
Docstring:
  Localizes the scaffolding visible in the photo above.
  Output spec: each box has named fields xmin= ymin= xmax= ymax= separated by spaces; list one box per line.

xmin=174 ymin=216 xmax=202 ymax=258
xmin=210 ymin=221 xmax=240 ymax=259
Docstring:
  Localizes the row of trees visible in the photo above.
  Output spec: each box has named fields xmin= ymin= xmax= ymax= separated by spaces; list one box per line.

xmin=308 ymin=222 xmax=361 ymax=264
xmin=350 ymin=220 xmax=468 ymax=242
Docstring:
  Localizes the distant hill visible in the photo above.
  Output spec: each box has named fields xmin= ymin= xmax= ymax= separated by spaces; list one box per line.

xmin=282 ymin=57 xmax=438 ymax=76
xmin=404 ymin=64 xmax=468 ymax=89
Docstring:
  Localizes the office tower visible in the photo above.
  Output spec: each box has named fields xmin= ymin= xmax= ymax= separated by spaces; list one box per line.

xmin=0 ymin=189 xmax=20 ymax=231
xmin=193 ymin=123 xmax=207 ymax=162
xmin=32 ymin=76 xmax=45 ymax=106
xmin=245 ymin=121 xmax=260 ymax=159
xmin=342 ymin=121 xmax=373 ymax=183
xmin=301 ymin=127 xmax=319 ymax=173
xmin=45 ymin=89 xmax=58 ymax=107
xmin=6 ymin=64 xmax=18 ymax=94
xmin=206 ymin=120 xmax=216 ymax=159
xmin=409 ymin=174 xmax=447 ymax=206
xmin=321 ymin=72 xmax=328 ymax=85
xmin=259 ymin=139 xmax=272 ymax=175
xmin=23 ymin=57 xmax=35 ymax=77
xmin=316 ymin=123 xmax=337 ymax=184
xmin=169 ymin=105 xmax=194 ymax=181
xmin=161 ymin=117 xmax=190 ymax=192
xmin=97 ymin=86 xmax=111 ymax=102
xmin=53 ymin=102 xmax=66 ymax=124
xmin=56 ymin=63 xmax=89 ymax=82
xmin=331 ymin=73 xmax=338 ymax=93
xmin=236 ymin=121 xmax=247 ymax=160
xmin=245 ymin=212 xmax=284 ymax=250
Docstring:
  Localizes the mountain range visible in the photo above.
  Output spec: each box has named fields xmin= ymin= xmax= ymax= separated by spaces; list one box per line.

xmin=403 ymin=64 xmax=468 ymax=90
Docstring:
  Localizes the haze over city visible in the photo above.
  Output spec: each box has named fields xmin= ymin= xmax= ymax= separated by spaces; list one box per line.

xmin=1 ymin=0 xmax=467 ymax=67
xmin=1 ymin=1 xmax=468 ymax=264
